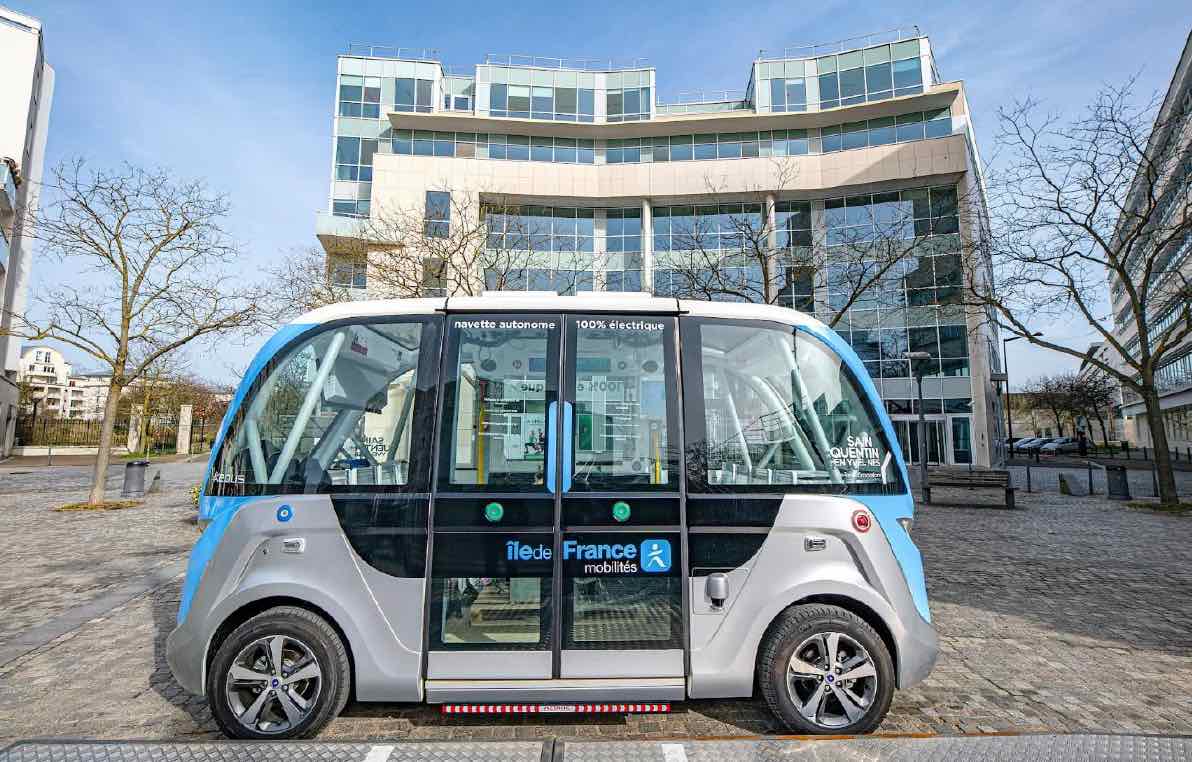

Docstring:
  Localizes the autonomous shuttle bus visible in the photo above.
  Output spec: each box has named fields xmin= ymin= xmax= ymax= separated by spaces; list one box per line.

xmin=167 ymin=293 xmax=937 ymax=739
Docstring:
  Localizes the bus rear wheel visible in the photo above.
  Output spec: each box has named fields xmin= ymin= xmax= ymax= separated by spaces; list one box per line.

xmin=758 ymin=603 xmax=894 ymax=734
xmin=207 ymin=606 xmax=350 ymax=739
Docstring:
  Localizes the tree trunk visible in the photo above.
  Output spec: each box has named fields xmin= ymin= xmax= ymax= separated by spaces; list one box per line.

xmin=1093 ymin=409 xmax=1110 ymax=447
xmin=1141 ymin=385 xmax=1179 ymax=506
xmin=87 ymin=379 xmax=124 ymax=505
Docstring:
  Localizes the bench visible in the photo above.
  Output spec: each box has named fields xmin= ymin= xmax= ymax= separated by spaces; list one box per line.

xmin=922 ymin=468 xmax=1017 ymax=509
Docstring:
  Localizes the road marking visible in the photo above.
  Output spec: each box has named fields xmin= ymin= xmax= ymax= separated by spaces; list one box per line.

xmin=661 ymin=743 xmax=687 ymax=762
xmin=361 ymin=745 xmax=394 ymax=762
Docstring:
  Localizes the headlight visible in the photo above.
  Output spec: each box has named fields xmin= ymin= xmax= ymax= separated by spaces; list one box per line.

xmin=896 ymin=516 xmax=913 ymax=535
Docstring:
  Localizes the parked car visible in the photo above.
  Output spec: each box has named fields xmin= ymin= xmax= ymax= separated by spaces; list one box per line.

xmin=1018 ymin=437 xmax=1057 ymax=453
xmin=1040 ymin=436 xmax=1080 ymax=455
xmin=1011 ymin=437 xmax=1042 ymax=453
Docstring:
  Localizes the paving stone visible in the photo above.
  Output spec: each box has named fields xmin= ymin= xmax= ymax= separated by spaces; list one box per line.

xmin=1 ymin=468 xmax=1190 ymax=742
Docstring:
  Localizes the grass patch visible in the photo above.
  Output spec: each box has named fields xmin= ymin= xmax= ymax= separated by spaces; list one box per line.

xmin=1125 ymin=500 xmax=1192 ymax=515
xmin=57 ymin=499 xmax=143 ymax=512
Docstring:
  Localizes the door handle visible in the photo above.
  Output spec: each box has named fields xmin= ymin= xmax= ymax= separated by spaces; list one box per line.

xmin=546 ymin=401 xmax=557 ymax=494
xmin=562 ymin=401 xmax=573 ymax=492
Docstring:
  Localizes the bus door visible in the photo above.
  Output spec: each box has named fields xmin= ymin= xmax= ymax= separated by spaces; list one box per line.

xmin=558 ymin=315 xmax=684 ymax=678
xmin=427 ymin=312 xmax=684 ymax=681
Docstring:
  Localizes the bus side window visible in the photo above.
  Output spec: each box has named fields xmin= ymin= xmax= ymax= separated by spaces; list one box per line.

xmin=208 ymin=320 xmax=435 ymax=495
xmin=685 ymin=320 xmax=901 ymax=493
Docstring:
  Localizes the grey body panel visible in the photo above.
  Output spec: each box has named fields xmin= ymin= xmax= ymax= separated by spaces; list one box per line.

xmin=427 ymin=651 xmax=551 ymax=679
xmin=424 ymin=678 xmax=685 ymax=703
xmin=560 ymin=650 xmax=683 ymax=678
xmin=166 ymin=495 xmax=424 ymax=701
xmin=687 ymin=494 xmax=937 ymax=698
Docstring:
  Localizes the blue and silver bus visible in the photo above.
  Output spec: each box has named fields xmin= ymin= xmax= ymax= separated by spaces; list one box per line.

xmin=167 ymin=293 xmax=937 ymax=739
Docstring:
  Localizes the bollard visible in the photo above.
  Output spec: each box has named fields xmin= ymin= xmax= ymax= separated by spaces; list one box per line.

xmin=1153 ymin=466 xmax=1159 ymax=498
xmin=1105 ymin=465 xmax=1131 ymax=500
xmin=1034 ymin=448 xmax=1040 ymax=463
xmin=121 ymin=460 xmax=150 ymax=498
xmin=46 ymin=444 xmax=52 ymax=467
xmin=1143 ymin=446 xmax=1148 ymax=461
xmin=1087 ymin=462 xmax=1094 ymax=495
xmin=1026 ymin=464 xmax=1032 ymax=493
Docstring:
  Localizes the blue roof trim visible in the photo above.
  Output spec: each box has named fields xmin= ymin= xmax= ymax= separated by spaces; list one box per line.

xmin=199 ymin=323 xmax=314 ymax=520
xmin=796 ymin=322 xmax=930 ymax=622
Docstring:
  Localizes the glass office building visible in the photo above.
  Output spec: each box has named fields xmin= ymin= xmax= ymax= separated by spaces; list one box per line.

xmin=317 ymin=29 xmax=1004 ymax=467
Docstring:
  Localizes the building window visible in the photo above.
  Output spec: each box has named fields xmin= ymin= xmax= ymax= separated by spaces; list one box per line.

xmin=335 ymin=135 xmax=378 ymax=182
xmin=330 ymin=258 xmax=367 ymax=289
xmin=812 ymin=40 xmax=922 ymax=110
xmin=425 ymin=191 xmax=451 ymax=238
xmin=395 ymin=77 xmax=434 ymax=113
xmin=338 ymin=75 xmax=382 ymax=118
xmin=606 ymin=86 xmax=651 ymax=122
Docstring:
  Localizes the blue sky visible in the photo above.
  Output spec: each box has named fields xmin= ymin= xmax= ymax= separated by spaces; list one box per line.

xmin=11 ymin=0 xmax=1192 ymax=384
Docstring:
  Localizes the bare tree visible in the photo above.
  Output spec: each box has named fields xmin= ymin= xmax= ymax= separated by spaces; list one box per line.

xmin=1071 ymin=368 xmax=1121 ymax=447
xmin=265 ymin=245 xmax=362 ymax=321
xmin=1022 ymin=374 xmax=1079 ymax=438
xmin=2 ymin=160 xmax=261 ymax=504
xmin=964 ymin=81 xmax=1191 ymax=504
xmin=661 ymin=159 xmax=945 ymax=327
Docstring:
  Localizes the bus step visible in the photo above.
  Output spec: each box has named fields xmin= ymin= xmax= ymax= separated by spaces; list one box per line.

xmin=442 ymin=703 xmax=671 ymax=715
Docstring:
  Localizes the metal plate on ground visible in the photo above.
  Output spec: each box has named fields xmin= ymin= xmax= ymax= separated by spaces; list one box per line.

xmin=0 ymin=741 xmax=549 ymax=762
xmin=561 ymin=734 xmax=1192 ymax=761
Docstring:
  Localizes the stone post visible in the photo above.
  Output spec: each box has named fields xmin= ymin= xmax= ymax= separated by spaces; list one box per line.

xmin=127 ymin=404 xmax=143 ymax=453
xmin=176 ymin=404 xmax=193 ymax=456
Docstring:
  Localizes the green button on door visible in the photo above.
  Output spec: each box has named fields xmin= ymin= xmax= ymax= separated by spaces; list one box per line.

xmin=612 ymin=501 xmax=631 ymax=522
xmin=484 ymin=502 xmax=504 ymax=522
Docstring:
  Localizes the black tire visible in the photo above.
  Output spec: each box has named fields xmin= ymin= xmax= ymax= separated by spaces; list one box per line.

xmin=757 ymin=603 xmax=894 ymax=735
xmin=207 ymin=606 xmax=350 ymax=740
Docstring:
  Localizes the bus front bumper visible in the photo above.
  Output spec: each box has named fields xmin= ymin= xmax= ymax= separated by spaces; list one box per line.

xmin=166 ymin=622 xmax=206 ymax=696
xmin=898 ymin=612 xmax=939 ymax=688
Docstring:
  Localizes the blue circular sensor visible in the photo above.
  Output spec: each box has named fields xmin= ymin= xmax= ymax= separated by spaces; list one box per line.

xmin=276 ymin=505 xmax=293 ymax=522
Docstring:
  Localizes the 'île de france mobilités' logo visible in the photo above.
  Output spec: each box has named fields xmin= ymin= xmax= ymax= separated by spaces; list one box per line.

xmin=640 ymin=539 xmax=672 ymax=573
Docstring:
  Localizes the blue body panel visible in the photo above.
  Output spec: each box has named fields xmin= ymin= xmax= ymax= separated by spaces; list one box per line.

xmin=181 ymin=323 xmax=313 ymax=623
xmin=796 ymin=321 xmax=931 ymax=622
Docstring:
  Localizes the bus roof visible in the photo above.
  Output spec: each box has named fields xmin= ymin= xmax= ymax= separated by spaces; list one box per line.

xmin=295 ymin=293 xmax=828 ymax=332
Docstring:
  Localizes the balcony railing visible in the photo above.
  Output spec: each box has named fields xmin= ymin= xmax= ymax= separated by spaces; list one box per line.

xmin=482 ymin=53 xmax=650 ymax=72
xmin=345 ymin=44 xmax=441 ymax=61
xmin=758 ymin=26 xmax=923 ymax=60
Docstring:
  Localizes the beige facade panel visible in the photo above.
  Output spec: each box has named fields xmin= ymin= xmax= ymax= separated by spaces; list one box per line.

xmin=370 ymin=134 xmax=969 ymax=212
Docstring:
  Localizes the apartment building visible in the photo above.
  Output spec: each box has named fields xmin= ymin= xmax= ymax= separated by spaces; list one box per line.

xmin=316 ymin=28 xmax=1003 ymax=466
xmin=0 ymin=5 xmax=54 ymax=455
xmin=1108 ymin=29 xmax=1192 ymax=451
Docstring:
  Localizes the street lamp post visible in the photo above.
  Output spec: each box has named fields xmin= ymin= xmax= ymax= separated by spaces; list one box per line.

xmin=1002 ymin=333 xmax=1043 ymax=456
xmin=904 ymin=351 xmax=932 ymax=496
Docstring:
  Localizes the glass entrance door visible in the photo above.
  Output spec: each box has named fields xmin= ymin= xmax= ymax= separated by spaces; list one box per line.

xmin=893 ymin=418 xmax=947 ymax=465
xmin=429 ymin=312 xmax=684 ymax=681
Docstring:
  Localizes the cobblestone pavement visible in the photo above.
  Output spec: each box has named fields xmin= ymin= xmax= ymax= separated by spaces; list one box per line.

xmin=0 ymin=476 xmax=1190 ymax=742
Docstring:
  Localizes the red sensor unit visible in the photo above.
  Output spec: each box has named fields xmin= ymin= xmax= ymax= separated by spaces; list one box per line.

xmin=852 ymin=510 xmax=872 ymax=533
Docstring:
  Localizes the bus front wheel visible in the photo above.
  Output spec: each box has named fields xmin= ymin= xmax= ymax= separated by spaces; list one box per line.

xmin=207 ymin=606 xmax=351 ymax=739
xmin=758 ymin=603 xmax=894 ymax=734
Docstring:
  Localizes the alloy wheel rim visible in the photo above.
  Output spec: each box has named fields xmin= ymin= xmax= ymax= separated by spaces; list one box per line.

xmin=785 ymin=631 xmax=878 ymax=729
xmin=225 ymin=635 xmax=323 ymax=734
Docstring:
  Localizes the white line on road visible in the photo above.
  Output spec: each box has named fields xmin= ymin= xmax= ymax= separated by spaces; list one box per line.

xmin=362 ymin=745 xmax=395 ymax=762
xmin=661 ymin=743 xmax=688 ymax=762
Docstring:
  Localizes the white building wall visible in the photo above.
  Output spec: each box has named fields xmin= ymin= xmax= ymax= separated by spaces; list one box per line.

xmin=0 ymin=7 xmax=53 ymax=455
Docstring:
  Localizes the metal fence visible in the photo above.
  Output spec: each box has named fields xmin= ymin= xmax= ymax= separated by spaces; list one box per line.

xmin=13 ymin=416 xmax=130 ymax=447
xmin=1006 ymin=463 xmax=1192 ymax=498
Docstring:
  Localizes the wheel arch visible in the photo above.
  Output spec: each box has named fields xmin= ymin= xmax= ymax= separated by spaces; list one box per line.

xmin=204 ymin=595 xmax=358 ymax=701
xmin=757 ymin=593 xmax=901 ymax=688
